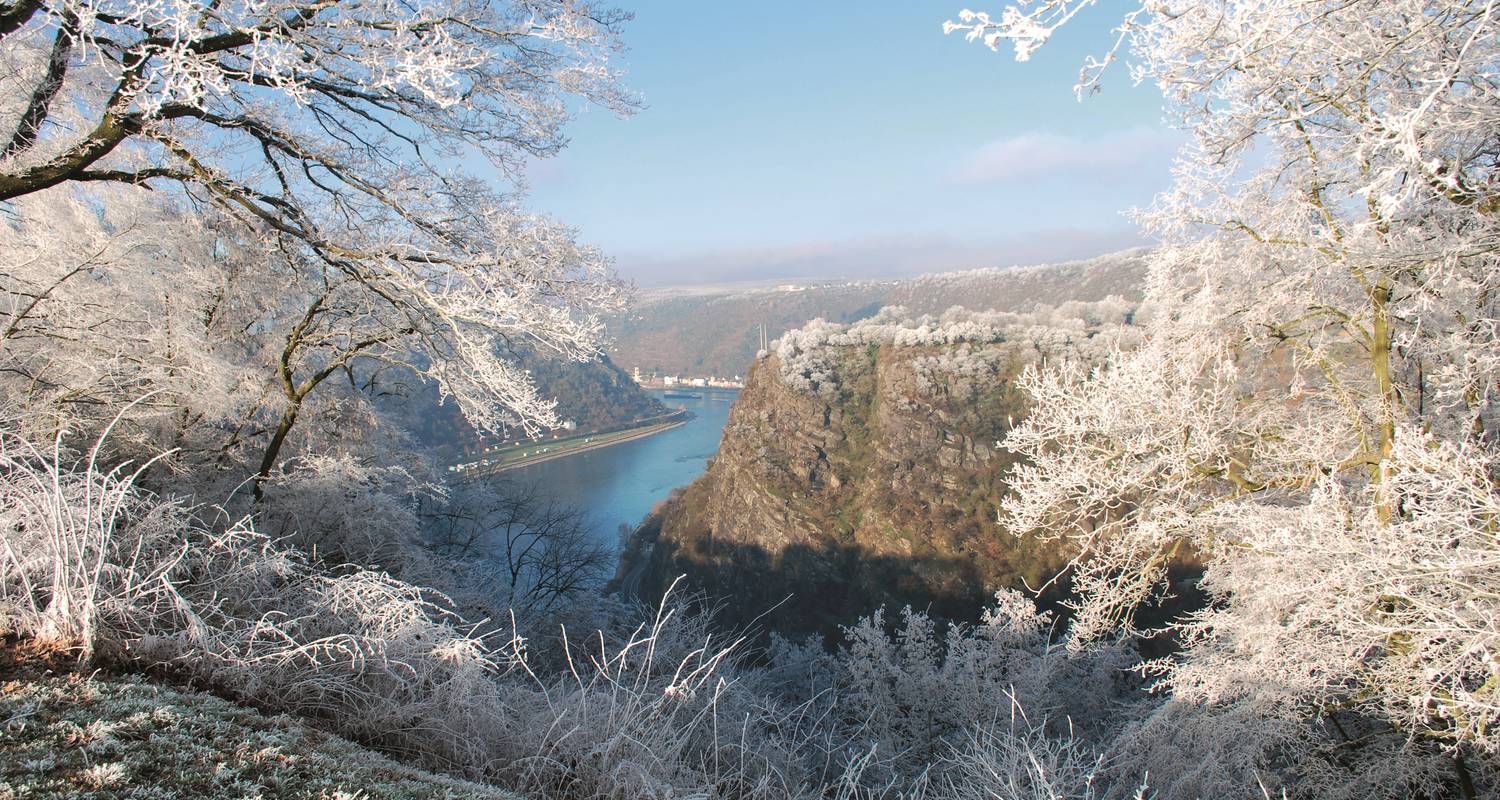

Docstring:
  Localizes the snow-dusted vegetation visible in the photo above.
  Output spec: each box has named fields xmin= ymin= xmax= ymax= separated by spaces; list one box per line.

xmin=945 ymin=0 xmax=1500 ymax=796
xmin=0 ymin=0 xmax=1495 ymax=798
xmin=0 ymin=435 xmax=1147 ymax=797
xmin=772 ymin=301 xmax=1139 ymax=397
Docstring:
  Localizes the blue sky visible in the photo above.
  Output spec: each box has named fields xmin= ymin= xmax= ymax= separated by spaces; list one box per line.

xmin=522 ymin=1 xmax=1171 ymax=287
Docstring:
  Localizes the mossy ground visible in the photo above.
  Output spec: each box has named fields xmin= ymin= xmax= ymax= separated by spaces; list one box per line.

xmin=0 ymin=649 xmax=517 ymax=800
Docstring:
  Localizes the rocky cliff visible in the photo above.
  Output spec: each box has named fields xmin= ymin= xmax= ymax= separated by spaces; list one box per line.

xmin=629 ymin=310 xmax=1110 ymax=634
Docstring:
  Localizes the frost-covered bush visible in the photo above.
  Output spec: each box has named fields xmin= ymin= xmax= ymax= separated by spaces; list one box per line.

xmin=0 ymin=429 xmax=183 ymax=657
xmin=773 ymin=301 xmax=1137 ymax=397
xmin=493 ymin=593 xmax=821 ymax=799
xmin=1107 ymin=696 xmax=1463 ymax=800
xmin=0 ymin=427 xmax=510 ymax=769
xmin=910 ymin=347 xmax=1013 ymax=401
xmin=839 ymin=593 xmax=1134 ymax=754
xmin=930 ymin=718 xmax=1139 ymax=800
xmin=763 ymin=591 xmax=1140 ymax=793
xmin=255 ymin=452 xmax=425 ymax=569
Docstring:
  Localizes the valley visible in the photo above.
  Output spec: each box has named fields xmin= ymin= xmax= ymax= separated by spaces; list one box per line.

xmin=4 ymin=1 xmax=1493 ymax=797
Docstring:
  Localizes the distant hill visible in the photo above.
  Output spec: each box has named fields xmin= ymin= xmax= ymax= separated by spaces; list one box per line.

xmin=396 ymin=353 xmax=665 ymax=459
xmin=606 ymin=249 xmax=1148 ymax=379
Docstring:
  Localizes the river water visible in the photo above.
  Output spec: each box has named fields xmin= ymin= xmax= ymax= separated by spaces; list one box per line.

xmin=498 ymin=389 xmax=738 ymax=564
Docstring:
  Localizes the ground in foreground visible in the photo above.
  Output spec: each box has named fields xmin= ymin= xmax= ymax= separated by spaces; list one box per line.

xmin=0 ymin=655 xmax=516 ymax=799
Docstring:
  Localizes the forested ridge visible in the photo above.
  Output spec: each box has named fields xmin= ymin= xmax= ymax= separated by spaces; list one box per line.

xmin=1 ymin=1 xmax=1497 ymax=799
xmin=409 ymin=352 xmax=665 ymax=459
xmin=610 ymin=249 xmax=1147 ymax=379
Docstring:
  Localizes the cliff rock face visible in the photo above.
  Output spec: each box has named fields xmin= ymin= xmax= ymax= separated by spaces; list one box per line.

xmin=635 ymin=342 xmax=1070 ymax=634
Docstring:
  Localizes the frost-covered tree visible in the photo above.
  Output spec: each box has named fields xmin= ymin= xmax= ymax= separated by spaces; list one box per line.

xmin=0 ymin=0 xmax=632 ymax=204
xmin=0 ymin=0 xmax=632 ymax=440
xmin=0 ymin=187 xmax=251 ymax=456
xmin=422 ymin=480 xmax=608 ymax=619
xmin=949 ymin=0 xmax=1500 ymax=791
xmin=0 ymin=186 xmax=619 ymax=507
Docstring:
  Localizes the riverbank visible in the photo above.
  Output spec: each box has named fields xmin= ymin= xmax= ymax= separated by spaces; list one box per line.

xmin=495 ymin=388 xmax=739 ymax=562
xmin=452 ymin=409 xmax=694 ymax=479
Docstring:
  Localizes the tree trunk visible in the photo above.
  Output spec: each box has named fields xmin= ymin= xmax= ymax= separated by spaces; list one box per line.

xmin=1370 ymin=279 xmax=1396 ymax=523
xmin=252 ymin=401 xmax=300 ymax=502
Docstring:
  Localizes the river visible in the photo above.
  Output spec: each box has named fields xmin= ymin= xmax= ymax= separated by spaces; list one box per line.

xmin=497 ymin=388 xmax=738 ymax=564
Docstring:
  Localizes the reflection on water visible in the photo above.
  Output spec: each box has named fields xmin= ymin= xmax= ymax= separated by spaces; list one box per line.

xmin=496 ymin=389 xmax=737 ymax=565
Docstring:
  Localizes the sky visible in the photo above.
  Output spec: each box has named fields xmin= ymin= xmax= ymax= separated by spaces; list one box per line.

xmin=518 ymin=1 xmax=1173 ymax=287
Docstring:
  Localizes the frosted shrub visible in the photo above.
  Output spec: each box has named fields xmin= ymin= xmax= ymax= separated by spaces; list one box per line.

xmin=775 ymin=318 xmax=850 ymax=396
xmin=814 ymin=592 xmax=1138 ymax=790
xmin=774 ymin=302 xmax=1137 ymax=397
xmin=1107 ymin=696 xmax=1461 ymax=800
xmin=174 ymin=557 xmax=503 ymax=765
xmin=0 ymin=427 xmax=508 ymax=770
xmin=0 ymin=429 xmax=180 ymax=659
xmin=496 ymin=594 xmax=822 ymax=799
xmin=911 ymin=347 xmax=1014 ymax=402
xmin=933 ymin=718 xmax=1132 ymax=800
xmin=256 ymin=452 xmax=425 ymax=569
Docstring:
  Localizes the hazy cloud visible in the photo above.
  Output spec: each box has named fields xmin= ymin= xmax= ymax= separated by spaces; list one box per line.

xmin=521 ymin=157 xmax=567 ymax=189
xmin=617 ymin=228 xmax=1150 ymax=288
xmin=952 ymin=127 xmax=1181 ymax=185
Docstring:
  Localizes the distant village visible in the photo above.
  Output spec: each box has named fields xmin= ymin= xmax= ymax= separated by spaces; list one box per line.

xmin=631 ymin=366 xmax=745 ymax=390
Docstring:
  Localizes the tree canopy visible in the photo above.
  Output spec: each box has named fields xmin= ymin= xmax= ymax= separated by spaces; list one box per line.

xmin=951 ymin=0 xmax=1500 ymax=776
xmin=1 ymin=0 xmax=636 ymax=449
